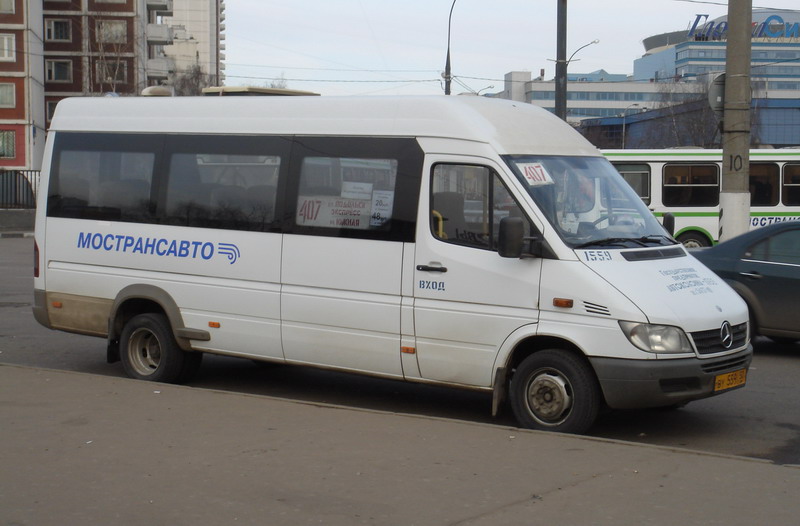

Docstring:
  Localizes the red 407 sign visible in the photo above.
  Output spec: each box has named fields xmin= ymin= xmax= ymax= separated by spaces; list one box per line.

xmin=519 ymin=163 xmax=554 ymax=186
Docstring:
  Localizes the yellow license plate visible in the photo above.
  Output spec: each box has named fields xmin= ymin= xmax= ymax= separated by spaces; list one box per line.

xmin=714 ymin=369 xmax=747 ymax=392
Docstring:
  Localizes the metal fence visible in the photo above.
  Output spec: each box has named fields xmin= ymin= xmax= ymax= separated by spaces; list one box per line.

xmin=0 ymin=170 xmax=40 ymax=209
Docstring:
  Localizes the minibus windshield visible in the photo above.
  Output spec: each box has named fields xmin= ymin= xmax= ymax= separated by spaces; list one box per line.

xmin=505 ymin=155 xmax=673 ymax=249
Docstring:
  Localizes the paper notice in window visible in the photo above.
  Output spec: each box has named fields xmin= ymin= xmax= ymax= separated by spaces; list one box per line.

xmin=370 ymin=190 xmax=394 ymax=227
xmin=518 ymin=163 xmax=554 ymax=186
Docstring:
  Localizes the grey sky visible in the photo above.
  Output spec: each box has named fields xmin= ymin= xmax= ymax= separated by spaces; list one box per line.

xmin=223 ymin=0 xmax=800 ymax=95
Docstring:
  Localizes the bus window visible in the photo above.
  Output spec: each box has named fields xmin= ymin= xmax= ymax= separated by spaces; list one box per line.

xmin=48 ymin=133 xmax=159 ymax=223
xmin=784 ymin=163 xmax=800 ymax=206
xmin=162 ymin=135 xmax=290 ymax=232
xmin=295 ymin=157 xmax=398 ymax=232
xmin=611 ymin=163 xmax=650 ymax=205
xmin=749 ymin=163 xmax=779 ymax=206
xmin=663 ymin=164 xmax=719 ymax=206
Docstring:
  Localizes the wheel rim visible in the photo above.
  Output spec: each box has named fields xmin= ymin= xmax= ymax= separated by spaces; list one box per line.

xmin=127 ymin=327 xmax=162 ymax=376
xmin=524 ymin=369 xmax=574 ymax=426
xmin=679 ymin=236 xmax=705 ymax=249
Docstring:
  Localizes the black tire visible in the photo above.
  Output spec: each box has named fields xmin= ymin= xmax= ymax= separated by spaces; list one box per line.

xmin=509 ymin=350 xmax=601 ymax=434
xmin=767 ymin=336 xmax=799 ymax=345
xmin=676 ymin=231 xmax=711 ymax=248
xmin=119 ymin=313 xmax=201 ymax=383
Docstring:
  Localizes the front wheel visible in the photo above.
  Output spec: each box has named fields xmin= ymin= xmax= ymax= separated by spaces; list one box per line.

xmin=509 ymin=350 xmax=601 ymax=434
xmin=120 ymin=313 xmax=202 ymax=383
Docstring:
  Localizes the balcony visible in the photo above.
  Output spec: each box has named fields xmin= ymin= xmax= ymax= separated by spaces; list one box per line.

xmin=146 ymin=24 xmax=174 ymax=46
xmin=147 ymin=0 xmax=174 ymax=17
xmin=146 ymin=57 xmax=176 ymax=80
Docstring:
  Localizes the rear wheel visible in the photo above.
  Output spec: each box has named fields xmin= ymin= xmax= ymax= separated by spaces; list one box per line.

xmin=509 ymin=350 xmax=601 ymax=434
xmin=676 ymin=231 xmax=711 ymax=248
xmin=120 ymin=313 xmax=201 ymax=383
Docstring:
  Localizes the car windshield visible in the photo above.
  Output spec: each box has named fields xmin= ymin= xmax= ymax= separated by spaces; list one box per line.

xmin=504 ymin=155 xmax=674 ymax=249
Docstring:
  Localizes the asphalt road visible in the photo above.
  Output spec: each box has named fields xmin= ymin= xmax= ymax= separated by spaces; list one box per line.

xmin=2 ymin=236 xmax=799 ymax=465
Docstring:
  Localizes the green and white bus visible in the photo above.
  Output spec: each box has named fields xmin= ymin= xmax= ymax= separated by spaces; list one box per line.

xmin=604 ymin=149 xmax=800 ymax=247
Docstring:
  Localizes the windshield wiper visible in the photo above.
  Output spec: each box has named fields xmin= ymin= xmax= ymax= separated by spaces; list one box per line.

xmin=574 ymin=235 xmax=678 ymax=249
xmin=638 ymin=234 xmax=679 ymax=245
xmin=574 ymin=237 xmax=648 ymax=249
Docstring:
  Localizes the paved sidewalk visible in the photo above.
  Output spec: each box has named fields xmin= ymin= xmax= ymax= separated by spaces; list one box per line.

xmin=2 ymin=364 xmax=798 ymax=526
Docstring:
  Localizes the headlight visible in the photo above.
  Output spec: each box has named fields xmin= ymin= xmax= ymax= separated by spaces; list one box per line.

xmin=619 ymin=321 xmax=693 ymax=354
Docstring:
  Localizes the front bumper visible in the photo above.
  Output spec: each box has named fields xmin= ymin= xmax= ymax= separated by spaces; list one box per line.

xmin=589 ymin=346 xmax=753 ymax=409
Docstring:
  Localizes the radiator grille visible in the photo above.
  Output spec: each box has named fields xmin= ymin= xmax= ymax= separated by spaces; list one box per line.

xmin=691 ymin=322 xmax=748 ymax=355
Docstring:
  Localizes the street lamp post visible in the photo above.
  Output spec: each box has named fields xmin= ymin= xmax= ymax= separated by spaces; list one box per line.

xmin=444 ymin=0 xmax=458 ymax=95
xmin=622 ymin=103 xmax=640 ymax=149
xmin=553 ymin=38 xmax=599 ymax=120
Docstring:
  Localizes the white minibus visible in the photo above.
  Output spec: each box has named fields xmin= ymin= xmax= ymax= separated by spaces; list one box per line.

xmin=604 ymin=149 xmax=800 ymax=247
xmin=34 ymin=96 xmax=752 ymax=433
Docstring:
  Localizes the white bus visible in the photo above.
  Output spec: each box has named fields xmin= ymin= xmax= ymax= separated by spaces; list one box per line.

xmin=34 ymin=96 xmax=752 ymax=434
xmin=604 ymin=148 xmax=800 ymax=247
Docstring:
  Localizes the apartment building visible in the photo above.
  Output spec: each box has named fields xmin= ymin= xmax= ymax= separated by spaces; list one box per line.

xmin=0 ymin=0 xmax=45 ymax=170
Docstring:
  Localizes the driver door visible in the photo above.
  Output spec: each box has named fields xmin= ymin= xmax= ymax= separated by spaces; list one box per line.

xmin=412 ymin=159 xmax=542 ymax=388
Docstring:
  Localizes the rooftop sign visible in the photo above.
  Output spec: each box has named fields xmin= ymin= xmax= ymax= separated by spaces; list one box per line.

xmin=688 ymin=14 xmax=800 ymax=40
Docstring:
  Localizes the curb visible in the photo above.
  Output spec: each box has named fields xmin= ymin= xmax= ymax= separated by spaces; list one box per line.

xmin=0 ymin=231 xmax=34 ymax=238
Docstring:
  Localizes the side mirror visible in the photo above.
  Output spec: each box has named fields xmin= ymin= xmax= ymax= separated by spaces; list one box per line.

xmin=662 ymin=212 xmax=675 ymax=236
xmin=498 ymin=217 xmax=524 ymax=258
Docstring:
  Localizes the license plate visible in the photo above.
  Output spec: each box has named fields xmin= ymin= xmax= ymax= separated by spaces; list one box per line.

xmin=714 ymin=369 xmax=747 ymax=392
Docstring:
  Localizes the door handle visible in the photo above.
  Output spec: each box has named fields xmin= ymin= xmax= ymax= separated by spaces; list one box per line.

xmin=739 ymin=271 xmax=762 ymax=279
xmin=416 ymin=264 xmax=448 ymax=273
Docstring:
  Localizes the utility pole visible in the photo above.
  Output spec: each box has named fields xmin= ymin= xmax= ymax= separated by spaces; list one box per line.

xmin=719 ymin=0 xmax=752 ymax=242
xmin=444 ymin=0 xmax=457 ymax=95
xmin=554 ymin=0 xmax=567 ymax=120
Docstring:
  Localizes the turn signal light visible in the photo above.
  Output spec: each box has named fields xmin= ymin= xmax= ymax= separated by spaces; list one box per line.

xmin=553 ymin=298 xmax=574 ymax=308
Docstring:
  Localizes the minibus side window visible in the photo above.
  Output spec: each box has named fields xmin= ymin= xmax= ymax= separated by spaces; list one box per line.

xmin=288 ymin=137 xmax=424 ymax=242
xmin=295 ymin=156 xmax=398 ymax=232
xmin=749 ymin=163 xmax=779 ymax=206
xmin=784 ymin=164 xmax=800 ymax=206
xmin=662 ymin=163 xmax=719 ymax=206
xmin=48 ymin=132 xmax=159 ymax=223
xmin=431 ymin=164 xmax=531 ymax=250
xmin=162 ymin=135 xmax=290 ymax=232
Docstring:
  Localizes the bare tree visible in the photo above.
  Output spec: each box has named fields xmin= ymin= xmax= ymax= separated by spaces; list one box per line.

xmin=172 ymin=64 xmax=214 ymax=96
xmin=88 ymin=15 xmax=135 ymax=95
xmin=266 ymin=74 xmax=288 ymax=89
xmin=641 ymin=79 xmax=720 ymax=148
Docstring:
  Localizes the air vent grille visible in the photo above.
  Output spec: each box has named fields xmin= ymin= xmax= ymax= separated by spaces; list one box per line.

xmin=584 ymin=301 xmax=611 ymax=316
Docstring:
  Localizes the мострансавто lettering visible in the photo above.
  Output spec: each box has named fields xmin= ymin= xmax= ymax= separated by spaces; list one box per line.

xmin=76 ymin=232 xmax=241 ymax=264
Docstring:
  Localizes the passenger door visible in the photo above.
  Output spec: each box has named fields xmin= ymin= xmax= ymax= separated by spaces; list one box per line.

xmin=413 ymin=159 xmax=542 ymax=387
xmin=280 ymin=137 xmax=424 ymax=377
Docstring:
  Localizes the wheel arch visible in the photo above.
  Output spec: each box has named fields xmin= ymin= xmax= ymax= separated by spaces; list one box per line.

xmin=108 ymin=285 xmax=209 ymax=354
xmin=491 ymin=331 xmax=602 ymax=416
xmin=723 ymin=280 xmax=762 ymax=335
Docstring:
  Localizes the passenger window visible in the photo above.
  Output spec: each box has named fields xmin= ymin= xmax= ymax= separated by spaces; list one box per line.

xmin=431 ymin=164 xmax=531 ymax=250
xmin=295 ymin=157 xmax=397 ymax=231
xmin=48 ymin=133 xmax=158 ymax=223
xmin=163 ymin=135 xmax=289 ymax=231
xmin=784 ymin=164 xmax=800 ymax=206
xmin=749 ymin=163 xmax=779 ymax=206
xmin=612 ymin=163 xmax=651 ymax=204
xmin=165 ymin=153 xmax=281 ymax=230
xmin=663 ymin=164 xmax=719 ymax=206
xmin=746 ymin=229 xmax=800 ymax=265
